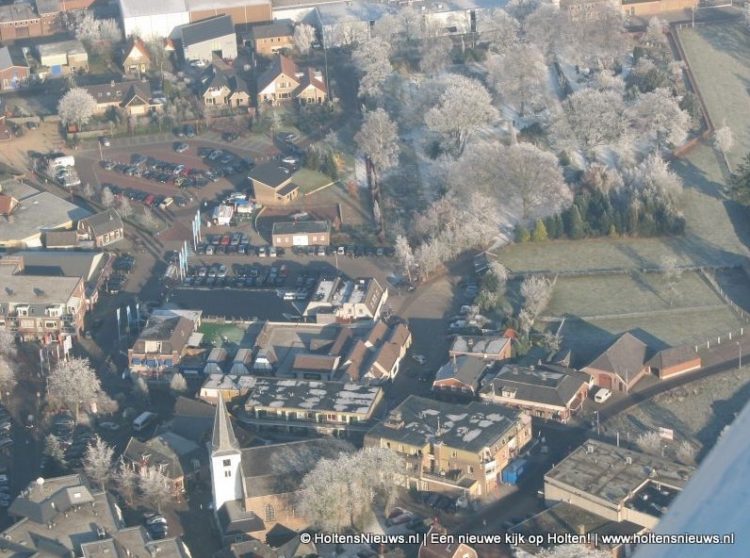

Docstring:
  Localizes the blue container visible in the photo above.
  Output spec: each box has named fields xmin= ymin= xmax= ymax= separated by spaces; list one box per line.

xmin=501 ymin=458 xmax=527 ymax=485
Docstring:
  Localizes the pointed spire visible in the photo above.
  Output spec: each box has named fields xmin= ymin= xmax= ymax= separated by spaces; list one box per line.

xmin=212 ymin=392 xmax=239 ymax=455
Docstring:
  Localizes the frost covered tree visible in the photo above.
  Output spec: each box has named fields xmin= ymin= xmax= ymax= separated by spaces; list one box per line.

xmin=425 ymin=75 xmax=497 ymax=155
xmin=394 ymin=235 xmax=416 ymax=283
xmin=352 ymin=37 xmax=392 ymax=101
xmin=643 ymin=17 xmax=667 ymax=47
xmin=560 ymin=88 xmax=626 ymax=151
xmin=133 ymin=375 xmax=149 ymax=400
xmin=83 ymin=436 xmax=114 ymax=489
xmin=676 ymin=440 xmax=697 ymax=465
xmin=630 ymin=88 xmax=690 ymax=150
xmin=452 ymin=142 xmax=569 ymax=219
xmin=293 ymin=23 xmax=316 ymax=54
xmin=0 ymin=331 xmax=17 ymax=393
xmin=477 ymin=8 xmax=519 ymax=52
xmin=486 ymin=43 xmax=548 ymax=115
xmin=519 ymin=274 xmax=554 ymax=332
xmin=138 ymin=466 xmax=174 ymax=512
xmin=74 ymin=12 xmax=122 ymax=46
xmin=114 ymin=463 xmax=138 ymax=505
xmin=298 ymin=447 xmax=403 ymax=531
xmin=44 ymin=434 xmax=67 ymax=469
xmin=714 ymin=124 xmax=734 ymax=154
xmin=169 ymin=372 xmax=188 ymax=394
xmin=420 ymin=36 xmax=453 ymax=74
xmin=355 ymin=108 xmax=400 ymax=175
xmin=58 ymin=88 xmax=97 ymax=129
xmin=117 ymin=196 xmax=133 ymax=217
xmin=48 ymin=358 xmax=102 ymax=421
xmin=636 ymin=431 xmax=663 ymax=456
xmin=99 ymin=186 xmax=114 ymax=207
xmin=628 ymin=154 xmax=683 ymax=213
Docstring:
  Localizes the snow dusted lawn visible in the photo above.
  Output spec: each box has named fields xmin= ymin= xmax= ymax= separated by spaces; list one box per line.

xmin=678 ymin=22 xmax=750 ymax=169
xmin=604 ymin=365 xmax=750 ymax=457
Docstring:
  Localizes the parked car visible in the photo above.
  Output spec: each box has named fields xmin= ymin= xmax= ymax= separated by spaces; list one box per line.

xmin=99 ymin=136 xmax=111 ymax=147
xmin=594 ymin=388 xmax=612 ymax=403
xmin=174 ymin=142 xmax=189 ymax=153
xmin=222 ymin=132 xmax=239 ymax=142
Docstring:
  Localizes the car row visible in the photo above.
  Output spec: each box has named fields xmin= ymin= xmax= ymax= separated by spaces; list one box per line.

xmin=197 ymin=146 xmax=254 ymax=177
xmin=0 ymin=472 xmax=10 ymax=508
xmin=183 ymin=263 xmax=300 ymax=290
xmin=0 ymin=406 xmax=12 ymax=455
xmin=100 ymin=153 xmax=216 ymax=189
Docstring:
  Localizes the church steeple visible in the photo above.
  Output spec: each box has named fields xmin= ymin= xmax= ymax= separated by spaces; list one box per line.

xmin=212 ymin=392 xmax=239 ymax=455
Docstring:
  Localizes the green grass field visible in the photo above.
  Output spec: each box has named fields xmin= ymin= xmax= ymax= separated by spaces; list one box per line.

xmin=546 ymin=271 xmax=725 ymax=319
xmin=678 ymin=22 xmax=750 ymax=169
xmin=198 ymin=322 xmax=247 ymax=347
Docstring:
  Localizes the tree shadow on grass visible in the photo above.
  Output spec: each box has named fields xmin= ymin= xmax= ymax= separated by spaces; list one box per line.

xmin=694 ymin=376 xmax=750 ymax=461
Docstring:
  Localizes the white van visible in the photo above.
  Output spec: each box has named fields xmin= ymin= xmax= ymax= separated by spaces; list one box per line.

xmin=132 ymin=411 xmax=157 ymax=432
xmin=594 ymin=388 xmax=612 ymax=404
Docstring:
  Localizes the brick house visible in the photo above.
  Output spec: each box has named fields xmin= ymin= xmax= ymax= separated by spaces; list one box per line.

xmin=271 ymin=220 xmax=330 ymax=248
xmin=365 ymin=395 xmax=533 ymax=499
xmin=247 ymin=162 xmax=298 ymax=205
xmin=123 ymin=37 xmax=152 ymax=76
xmin=77 ymin=209 xmax=124 ymax=247
xmin=82 ymin=80 xmax=160 ymax=117
xmin=648 ymin=345 xmax=701 ymax=380
xmin=256 ymin=54 xmax=326 ymax=105
xmin=0 ymin=46 xmax=29 ymax=91
xmin=250 ymin=19 xmax=294 ymax=57
xmin=198 ymin=60 xmax=251 ymax=108
xmin=581 ymin=332 xmax=650 ymax=392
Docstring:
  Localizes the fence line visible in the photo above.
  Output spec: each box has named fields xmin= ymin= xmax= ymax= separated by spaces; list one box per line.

xmin=507 ymin=263 xmax=740 ymax=280
xmin=697 ymin=268 xmax=750 ymax=323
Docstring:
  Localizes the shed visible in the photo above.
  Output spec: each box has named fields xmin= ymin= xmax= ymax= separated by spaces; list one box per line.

xmin=501 ymin=458 xmax=527 ymax=485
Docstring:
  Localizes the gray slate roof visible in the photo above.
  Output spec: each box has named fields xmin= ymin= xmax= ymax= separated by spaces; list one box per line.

xmin=480 ymin=363 xmax=590 ymax=408
xmin=182 ymin=15 xmax=235 ymax=47
xmin=79 ymin=208 xmax=123 ymax=237
xmin=249 ymin=162 xmax=293 ymax=188
xmin=584 ymin=332 xmax=649 ymax=378
xmin=250 ymin=19 xmax=294 ymax=39
xmin=434 ymin=355 xmax=488 ymax=390
xmin=0 ymin=46 xmax=28 ymax=70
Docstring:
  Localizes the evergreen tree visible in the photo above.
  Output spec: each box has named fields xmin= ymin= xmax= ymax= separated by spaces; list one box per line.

xmin=730 ymin=152 xmax=750 ymax=205
xmin=516 ymin=225 xmax=531 ymax=242
xmin=566 ymin=206 xmax=585 ymax=240
xmin=531 ymin=219 xmax=548 ymax=241
xmin=544 ymin=216 xmax=559 ymax=239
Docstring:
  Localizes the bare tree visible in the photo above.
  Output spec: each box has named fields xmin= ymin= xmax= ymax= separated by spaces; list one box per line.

xmin=354 ymin=108 xmax=400 ymax=175
xmin=478 ymin=8 xmax=519 ymax=52
xmin=0 ymin=356 xmax=15 ymax=395
xmin=0 ymin=331 xmax=16 ymax=357
xmin=420 ymin=36 xmax=452 ymax=74
xmin=74 ymin=11 xmax=122 ymax=44
xmin=486 ymin=43 xmax=548 ymax=115
xmin=169 ymin=372 xmax=188 ymax=394
xmin=139 ymin=466 xmax=175 ymax=512
xmin=44 ymin=434 xmax=67 ymax=469
xmin=676 ymin=440 xmax=697 ymax=465
xmin=298 ymin=447 xmax=404 ymax=532
xmin=714 ymin=124 xmax=734 ymax=154
xmin=394 ymin=235 xmax=416 ymax=283
xmin=451 ymin=142 xmax=570 ymax=219
xmin=58 ymin=88 xmax=97 ymax=129
xmin=99 ymin=186 xmax=114 ymax=207
xmin=643 ymin=17 xmax=668 ymax=47
xmin=83 ymin=436 xmax=115 ymax=489
xmin=294 ymin=23 xmax=316 ymax=55
xmin=636 ymin=431 xmax=663 ymax=456
xmin=557 ymin=88 xmax=627 ymax=152
xmin=133 ymin=375 xmax=149 ymax=400
xmin=425 ymin=75 xmax=498 ymax=155
xmin=81 ymin=182 xmax=95 ymax=198
xmin=628 ymin=154 xmax=683 ymax=213
xmin=114 ymin=463 xmax=138 ymax=505
xmin=520 ymin=274 xmax=554 ymax=332
xmin=146 ymin=39 xmax=170 ymax=76
xmin=352 ymin=37 xmax=392 ymax=101
xmin=48 ymin=358 xmax=102 ymax=421
xmin=629 ymin=88 xmax=690 ymax=150
xmin=116 ymin=196 xmax=133 ymax=217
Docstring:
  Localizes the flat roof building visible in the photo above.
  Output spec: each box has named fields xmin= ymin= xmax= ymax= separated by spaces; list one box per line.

xmin=304 ymin=276 xmax=387 ymax=323
xmin=544 ymin=439 xmax=694 ymax=529
xmin=271 ymin=219 xmax=330 ymax=247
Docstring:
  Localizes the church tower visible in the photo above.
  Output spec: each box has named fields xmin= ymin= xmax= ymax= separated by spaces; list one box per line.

xmin=209 ymin=393 xmax=243 ymax=512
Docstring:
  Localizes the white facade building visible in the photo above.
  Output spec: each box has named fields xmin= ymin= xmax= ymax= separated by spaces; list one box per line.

xmin=119 ymin=0 xmax=190 ymax=39
xmin=209 ymin=394 xmax=244 ymax=513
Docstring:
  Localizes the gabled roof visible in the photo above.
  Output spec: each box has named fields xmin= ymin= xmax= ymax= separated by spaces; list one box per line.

xmin=295 ymin=67 xmax=327 ymax=96
xmin=79 ymin=208 xmax=123 ymax=237
xmin=124 ymin=37 xmax=151 ymax=62
xmin=181 ymin=15 xmax=235 ymax=47
xmin=199 ymin=63 xmax=250 ymax=99
xmin=83 ymin=81 xmax=153 ymax=108
xmin=647 ymin=345 xmax=699 ymax=370
xmin=212 ymin=393 xmax=240 ymax=456
xmin=584 ymin=332 xmax=649 ymax=380
xmin=434 ymin=355 xmax=488 ymax=390
xmin=480 ymin=363 xmax=591 ymax=408
xmin=257 ymin=54 xmax=300 ymax=94
xmin=0 ymin=193 xmax=16 ymax=216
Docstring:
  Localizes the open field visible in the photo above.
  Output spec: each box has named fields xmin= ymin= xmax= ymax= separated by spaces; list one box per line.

xmin=678 ymin=22 xmax=750 ymax=168
xmin=546 ymin=271 xmax=727 ymax=319
xmin=294 ymin=168 xmax=334 ymax=193
xmin=604 ymin=365 xmax=750 ymax=460
xmin=198 ymin=322 xmax=248 ymax=347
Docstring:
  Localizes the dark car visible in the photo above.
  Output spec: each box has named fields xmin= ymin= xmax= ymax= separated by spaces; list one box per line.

xmin=222 ymin=131 xmax=239 ymax=142
xmin=184 ymin=124 xmax=196 ymax=137
xmin=99 ymin=136 xmax=111 ymax=146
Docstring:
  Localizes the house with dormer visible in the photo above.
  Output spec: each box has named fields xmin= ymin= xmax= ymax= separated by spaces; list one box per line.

xmin=82 ymin=80 xmax=160 ymax=117
xmin=198 ymin=59 xmax=251 ymax=108
xmin=256 ymin=54 xmax=327 ymax=105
